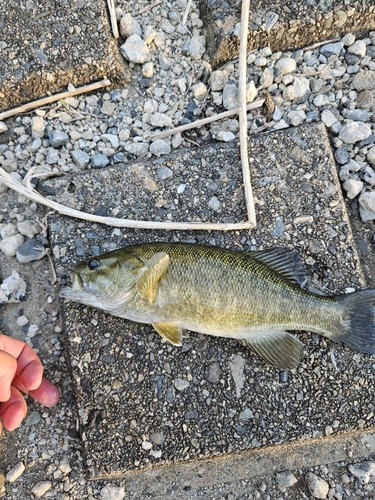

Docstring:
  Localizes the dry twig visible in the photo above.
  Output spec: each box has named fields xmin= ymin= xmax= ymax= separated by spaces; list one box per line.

xmin=138 ymin=0 xmax=161 ymax=15
xmin=0 ymin=167 xmax=254 ymax=231
xmin=303 ymin=37 xmax=340 ymax=51
xmin=106 ymin=0 xmax=119 ymax=39
xmin=182 ymin=0 xmax=193 ymax=25
xmin=150 ymin=98 xmax=264 ymax=140
xmin=238 ymin=0 xmax=256 ymax=227
xmin=0 ymin=80 xmax=111 ymax=121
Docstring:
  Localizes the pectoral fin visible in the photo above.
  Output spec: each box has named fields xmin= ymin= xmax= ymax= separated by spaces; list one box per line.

xmin=239 ymin=331 xmax=303 ymax=370
xmin=136 ymin=252 xmax=170 ymax=303
xmin=153 ymin=322 xmax=184 ymax=346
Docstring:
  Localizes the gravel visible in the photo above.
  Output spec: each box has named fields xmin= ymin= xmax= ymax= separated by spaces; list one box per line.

xmin=2 ymin=0 xmax=375 ymax=497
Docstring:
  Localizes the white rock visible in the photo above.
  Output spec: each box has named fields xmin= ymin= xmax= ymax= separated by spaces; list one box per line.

xmin=119 ymin=13 xmax=142 ymax=38
xmin=150 ymin=449 xmax=162 ymax=458
xmin=142 ymin=62 xmax=154 ymax=78
xmin=144 ymin=25 xmax=157 ymax=45
xmin=208 ymin=70 xmax=228 ymax=91
xmin=339 ymin=121 xmax=372 ymax=143
xmin=208 ymin=196 xmax=220 ymax=211
xmin=191 ymin=82 xmax=207 ymax=101
xmin=348 ymin=462 xmax=375 ymax=484
xmin=17 ymin=220 xmax=41 ymax=238
xmin=0 ymin=234 xmax=24 ymax=257
xmin=184 ymin=35 xmax=206 ymax=60
xmin=142 ymin=441 xmax=153 ymax=450
xmin=275 ymin=57 xmax=297 ymax=76
xmin=124 ymin=142 xmax=149 ymax=157
xmin=222 ymin=81 xmax=238 ymax=110
xmin=101 ymin=134 xmax=119 ymax=149
xmin=172 ymin=133 xmax=183 ymax=149
xmin=321 ymin=109 xmax=338 ymax=127
xmin=367 ymin=146 xmax=375 ymax=166
xmin=6 ymin=462 xmax=25 ymax=482
xmin=150 ymin=139 xmax=171 ymax=156
xmin=0 ymin=121 xmax=8 ymax=133
xmin=150 ymin=113 xmax=173 ymax=128
xmin=313 ymin=94 xmax=329 ymax=107
xmin=305 ymin=473 xmax=329 ymax=499
xmin=341 ymin=33 xmax=356 ymax=46
xmin=260 ymin=67 xmax=274 ymax=88
xmin=174 ymin=378 xmax=190 ymax=391
xmin=17 ymin=315 xmax=29 ymax=327
xmin=216 ymin=131 xmax=236 ymax=142
xmin=1 ymin=223 xmax=17 ymax=239
xmin=120 ymin=34 xmax=151 ymax=64
xmin=359 ymin=191 xmax=375 ymax=221
xmin=31 ymin=481 xmax=52 ymax=497
xmin=292 ymin=77 xmax=311 ymax=103
xmin=276 ymin=471 xmax=298 ymax=489
xmin=288 ymin=110 xmax=306 ymax=126
xmin=343 ymin=179 xmax=363 ymax=198
xmin=0 ymin=271 xmax=27 ymax=303
xmin=246 ymin=80 xmax=257 ymax=103
xmin=348 ymin=39 xmax=367 ymax=58
xmin=31 ymin=116 xmax=45 ymax=139
xmin=100 ymin=485 xmax=125 ymax=500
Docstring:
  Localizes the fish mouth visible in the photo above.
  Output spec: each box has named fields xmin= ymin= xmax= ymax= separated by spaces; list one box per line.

xmin=59 ymin=272 xmax=85 ymax=300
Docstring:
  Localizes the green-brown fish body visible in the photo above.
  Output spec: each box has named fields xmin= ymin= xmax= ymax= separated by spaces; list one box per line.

xmin=60 ymin=242 xmax=375 ymax=369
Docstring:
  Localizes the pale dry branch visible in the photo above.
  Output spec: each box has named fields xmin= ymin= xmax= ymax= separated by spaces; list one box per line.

xmin=150 ymin=99 xmax=264 ymax=140
xmin=0 ymin=79 xmax=111 ymax=121
xmin=0 ymin=167 xmax=254 ymax=231
xmin=138 ymin=0 xmax=161 ymax=15
xmin=238 ymin=0 xmax=256 ymax=227
xmin=303 ymin=37 xmax=340 ymax=51
xmin=182 ymin=0 xmax=193 ymax=25
xmin=106 ymin=0 xmax=119 ymax=39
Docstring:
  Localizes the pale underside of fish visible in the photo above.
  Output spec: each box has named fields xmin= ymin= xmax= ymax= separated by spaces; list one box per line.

xmin=60 ymin=242 xmax=375 ymax=370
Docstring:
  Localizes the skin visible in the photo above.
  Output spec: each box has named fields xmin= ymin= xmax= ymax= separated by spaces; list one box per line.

xmin=0 ymin=333 xmax=60 ymax=434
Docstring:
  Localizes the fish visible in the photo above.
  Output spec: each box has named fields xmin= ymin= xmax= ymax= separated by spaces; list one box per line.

xmin=59 ymin=242 xmax=375 ymax=370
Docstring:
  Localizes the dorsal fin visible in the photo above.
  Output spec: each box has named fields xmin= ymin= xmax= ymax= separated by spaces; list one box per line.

xmin=136 ymin=252 xmax=170 ymax=304
xmin=248 ymin=247 xmax=308 ymax=289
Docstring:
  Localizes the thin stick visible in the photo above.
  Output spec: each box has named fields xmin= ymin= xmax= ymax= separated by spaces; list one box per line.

xmin=0 ymin=167 xmax=254 ymax=231
xmin=0 ymin=79 xmax=111 ymax=121
xmin=106 ymin=0 xmax=119 ymax=39
xmin=238 ymin=0 xmax=256 ymax=227
xmin=150 ymin=99 xmax=264 ymax=140
xmin=182 ymin=0 xmax=193 ymax=25
xmin=138 ymin=0 xmax=161 ymax=15
xmin=303 ymin=37 xmax=340 ymax=51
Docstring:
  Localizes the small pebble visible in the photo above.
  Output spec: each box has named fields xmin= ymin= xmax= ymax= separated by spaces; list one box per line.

xmin=6 ymin=462 xmax=25 ymax=483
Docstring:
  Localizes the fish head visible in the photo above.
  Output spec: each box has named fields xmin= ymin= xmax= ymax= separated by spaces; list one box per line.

xmin=60 ymin=250 xmax=145 ymax=312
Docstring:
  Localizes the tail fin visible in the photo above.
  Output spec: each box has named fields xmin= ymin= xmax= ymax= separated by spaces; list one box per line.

xmin=335 ymin=290 xmax=375 ymax=354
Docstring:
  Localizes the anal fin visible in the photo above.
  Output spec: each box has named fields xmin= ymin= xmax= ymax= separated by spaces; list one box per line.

xmin=240 ymin=331 xmax=303 ymax=370
xmin=153 ymin=322 xmax=184 ymax=346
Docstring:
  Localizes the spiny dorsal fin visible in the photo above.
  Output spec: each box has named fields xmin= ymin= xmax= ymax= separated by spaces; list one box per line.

xmin=249 ymin=247 xmax=308 ymax=289
xmin=239 ymin=331 xmax=303 ymax=370
xmin=136 ymin=252 xmax=170 ymax=303
xmin=153 ymin=322 xmax=183 ymax=346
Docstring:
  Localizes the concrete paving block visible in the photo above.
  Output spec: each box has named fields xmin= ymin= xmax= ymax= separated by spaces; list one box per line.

xmin=0 ymin=0 xmax=129 ymax=111
xmin=46 ymin=123 xmax=372 ymax=480
xmin=201 ymin=0 xmax=375 ymax=66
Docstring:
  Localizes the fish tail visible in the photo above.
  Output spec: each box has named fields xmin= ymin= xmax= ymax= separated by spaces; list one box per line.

xmin=335 ymin=290 xmax=375 ymax=354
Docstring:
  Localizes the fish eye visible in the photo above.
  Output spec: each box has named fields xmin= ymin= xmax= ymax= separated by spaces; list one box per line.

xmin=88 ymin=259 xmax=100 ymax=269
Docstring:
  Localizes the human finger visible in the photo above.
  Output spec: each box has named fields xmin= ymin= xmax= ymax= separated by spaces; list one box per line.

xmin=0 ymin=351 xmax=17 ymax=402
xmin=29 ymin=376 xmax=60 ymax=408
xmin=0 ymin=386 xmax=27 ymax=432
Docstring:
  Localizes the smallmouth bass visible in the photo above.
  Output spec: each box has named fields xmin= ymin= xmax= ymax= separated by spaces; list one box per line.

xmin=60 ymin=242 xmax=375 ymax=370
